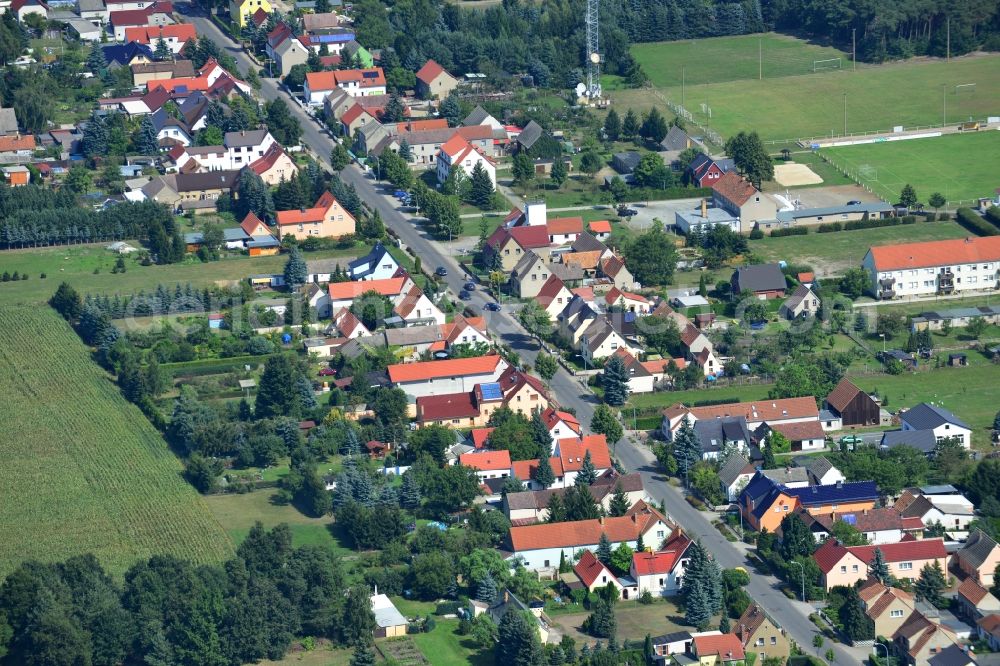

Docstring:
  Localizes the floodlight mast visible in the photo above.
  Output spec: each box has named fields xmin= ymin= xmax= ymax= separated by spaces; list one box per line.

xmin=586 ymin=0 xmax=601 ymax=98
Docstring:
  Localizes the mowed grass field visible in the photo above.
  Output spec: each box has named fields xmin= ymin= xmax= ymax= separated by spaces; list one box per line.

xmin=0 ymin=243 xmax=362 ymax=307
xmin=748 ymin=219 xmax=971 ymax=275
xmin=0 ymin=306 xmax=232 ymax=577
xmin=822 ymin=132 xmax=1000 ymax=204
xmin=631 ymin=33 xmax=851 ymax=88
xmin=615 ymin=33 xmax=1000 ymax=142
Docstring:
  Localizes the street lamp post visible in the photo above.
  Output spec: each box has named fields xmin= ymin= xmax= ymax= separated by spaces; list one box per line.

xmin=879 ymin=333 xmax=886 ymax=354
xmin=874 ymin=642 xmax=890 ymax=666
xmin=789 ymin=560 xmax=805 ymax=602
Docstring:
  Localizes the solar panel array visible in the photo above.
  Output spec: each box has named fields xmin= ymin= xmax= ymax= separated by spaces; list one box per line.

xmin=479 ymin=383 xmax=502 ymax=400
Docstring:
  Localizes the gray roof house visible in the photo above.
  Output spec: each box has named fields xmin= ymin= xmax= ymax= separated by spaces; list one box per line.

xmin=900 ymin=403 xmax=971 ymax=432
xmin=515 ymin=120 xmax=544 ymax=152
xmin=225 ymin=129 xmax=270 ymax=148
xmin=0 ymin=108 xmax=19 ymax=135
xmin=612 ymin=151 xmax=642 ymax=174
xmin=693 ymin=417 xmax=752 ymax=459
xmin=731 ymin=263 xmax=787 ymax=297
xmin=880 ymin=429 xmax=938 ymax=454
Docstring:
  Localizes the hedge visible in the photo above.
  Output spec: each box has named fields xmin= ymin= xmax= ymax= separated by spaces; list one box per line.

xmin=985 ymin=206 xmax=1000 ymax=231
xmin=770 ymin=227 xmax=809 ymax=237
xmin=956 ymin=208 xmax=999 ymax=237
xmin=163 ymin=354 xmax=274 ymax=377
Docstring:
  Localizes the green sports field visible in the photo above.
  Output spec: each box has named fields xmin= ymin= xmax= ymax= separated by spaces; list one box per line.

xmin=631 ymin=33 xmax=853 ymax=88
xmin=823 ymin=132 xmax=1000 ymax=204
xmin=617 ymin=34 xmax=1000 ymax=142
xmin=0 ymin=306 xmax=233 ymax=577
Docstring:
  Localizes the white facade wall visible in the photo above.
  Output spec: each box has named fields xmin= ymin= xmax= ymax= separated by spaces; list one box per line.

xmin=901 ymin=420 xmax=971 ymax=449
xmin=395 ymin=368 xmax=506 ymax=399
xmin=864 ymin=252 xmax=1000 ymax=300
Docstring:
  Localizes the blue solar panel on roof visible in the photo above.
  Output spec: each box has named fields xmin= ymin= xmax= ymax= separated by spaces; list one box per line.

xmin=842 ymin=514 xmax=856 ymax=525
xmin=479 ymin=383 xmax=502 ymax=400
xmin=363 ymin=71 xmax=378 ymax=78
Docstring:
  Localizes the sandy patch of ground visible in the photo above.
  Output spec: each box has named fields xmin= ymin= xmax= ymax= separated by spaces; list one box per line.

xmin=774 ymin=163 xmax=823 ymax=186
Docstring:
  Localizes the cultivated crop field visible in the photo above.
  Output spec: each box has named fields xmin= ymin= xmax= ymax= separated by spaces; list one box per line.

xmin=822 ymin=132 xmax=1000 ymax=205
xmin=0 ymin=306 xmax=232 ymax=577
xmin=616 ymin=34 xmax=1000 ymax=142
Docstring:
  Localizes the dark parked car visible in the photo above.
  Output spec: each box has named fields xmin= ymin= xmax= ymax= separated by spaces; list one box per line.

xmin=464 ymin=281 xmax=476 ymax=291
xmin=847 ymin=200 xmax=862 ymax=205
xmin=484 ymin=302 xmax=501 ymax=311
xmin=617 ymin=207 xmax=638 ymax=217
xmin=435 ymin=266 xmax=448 ymax=277
xmin=458 ymin=290 xmax=471 ymax=300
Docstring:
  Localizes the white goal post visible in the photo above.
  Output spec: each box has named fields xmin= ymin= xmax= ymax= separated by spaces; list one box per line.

xmin=955 ymin=83 xmax=976 ymax=94
xmin=813 ymin=58 xmax=842 ymax=72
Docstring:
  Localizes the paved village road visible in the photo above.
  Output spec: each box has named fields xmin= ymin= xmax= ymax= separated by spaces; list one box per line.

xmin=188 ymin=13 xmax=862 ymax=659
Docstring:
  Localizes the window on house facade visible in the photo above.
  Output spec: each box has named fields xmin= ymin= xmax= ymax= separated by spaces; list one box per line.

xmin=898 ymin=562 xmax=913 ymax=570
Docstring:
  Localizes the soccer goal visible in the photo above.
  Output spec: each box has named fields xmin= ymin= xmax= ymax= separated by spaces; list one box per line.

xmin=955 ymin=83 xmax=976 ymax=94
xmin=813 ymin=58 xmax=842 ymax=73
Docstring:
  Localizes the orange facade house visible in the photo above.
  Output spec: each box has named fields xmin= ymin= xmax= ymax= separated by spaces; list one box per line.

xmin=739 ymin=472 xmax=877 ymax=533
xmin=275 ymin=190 xmax=355 ymax=240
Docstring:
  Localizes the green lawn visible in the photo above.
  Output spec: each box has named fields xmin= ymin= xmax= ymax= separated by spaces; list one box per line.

xmin=203 ymin=490 xmax=352 ymax=556
xmin=0 ymin=243 xmax=365 ymax=306
xmin=823 ymin=132 xmax=1000 ymax=205
xmin=631 ymin=33 xmax=853 ymax=88
xmin=747 ymin=219 xmax=971 ymax=275
xmin=617 ymin=43 xmax=1000 ymax=142
xmin=410 ymin=619 xmax=494 ymax=666
xmin=552 ymin=598 xmax=692 ymax=645
xmin=0 ymin=307 xmax=233 ymax=577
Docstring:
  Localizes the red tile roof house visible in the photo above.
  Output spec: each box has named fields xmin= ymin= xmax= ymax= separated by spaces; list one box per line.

xmin=630 ymin=531 xmax=691 ymax=598
xmin=415 ymin=58 xmax=458 ymax=99
xmin=797 ymin=506 xmax=924 ymax=545
xmin=484 ymin=224 xmax=551 ymax=272
xmin=387 ymin=353 xmax=509 ymax=399
xmin=503 ymin=501 xmax=673 ymax=570
xmin=124 ymin=24 xmax=197 ymax=55
xmin=509 ymin=434 xmax=612 ymax=491
xmin=459 ymin=449 xmax=511 ymax=481
xmin=957 ymin=577 xmax=1000 ymax=623
xmin=573 ymin=549 xmax=623 ymax=594
xmin=711 ymin=171 xmax=778 ymax=230
xmin=814 ymin=538 xmax=949 ymax=591
xmin=661 ymin=396 xmax=819 ymax=440
xmin=691 ymin=633 xmax=745 ymax=665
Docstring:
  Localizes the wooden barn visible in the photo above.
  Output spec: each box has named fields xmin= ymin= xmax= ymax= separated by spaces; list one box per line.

xmin=825 ymin=377 xmax=880 ymax=427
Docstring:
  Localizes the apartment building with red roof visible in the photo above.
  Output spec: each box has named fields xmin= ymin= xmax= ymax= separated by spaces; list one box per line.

xmin=275 ymin=190 xmax=356 ymax=241
xmin=814 ymin=538 xmax=949 ymax=590
xmin=863 ymin=236 xmax=1000 ymax=300
xmin=504 ymin=501 xmax=673 ymax=569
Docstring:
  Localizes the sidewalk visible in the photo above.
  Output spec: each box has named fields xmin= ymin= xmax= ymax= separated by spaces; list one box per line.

xmin=853 ymin=291 xmax=999 ymax=308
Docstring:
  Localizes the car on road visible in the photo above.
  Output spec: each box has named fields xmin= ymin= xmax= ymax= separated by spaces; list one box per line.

xmin=847 ymin=200 xmax=862 ymax=205
xmin=484 ymin=302 xmax=500 ymax=311
xmin=464 ymin=282 xmax=476 ymax=291
xmin=458 ymin=290 xmax=471 ymax=300
xmin=394 ymin=190 xmax=408 ymax=199
xmin=617 ymin=207 xmax=638 ymax=217
xmin=435 ymin=266 xmax=448 ymax=277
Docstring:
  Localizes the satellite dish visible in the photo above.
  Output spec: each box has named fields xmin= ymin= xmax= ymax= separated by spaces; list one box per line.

xmin=575 ymin=82 xmax=587 ymax=96
xmin=590 ymin=52 xmax=600 ymax=64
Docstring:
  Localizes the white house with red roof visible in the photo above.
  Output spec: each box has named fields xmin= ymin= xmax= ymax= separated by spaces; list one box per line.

xmin=147 ymin=58 xmax=252 ymax=97
xmin=535 ymin=275 xmax=572 ymax=320
xmin=574 ymin=550 xmax=623 ymax=594
xmin=510 ymin=434 xmax=611 ymax=490
xmin=304 ymin=68 xmax=386 ymax=104
xmin=393 ymin=284 xmax=444 ymax=326
xmin=692 ymin=633 xmax=745 ymax=665
xmin=388 ymin=353 xmax=509 ymax=399
xmin=459 ymin=449 xmax=511 ymax=481
xmin=168 ymin=129 xmax=276 ymax=173
xmin=125 ymin=24 xmax=197 ymax=54
xmin=604 ymin=287 xmax=650 ymax=314
xmin=863 ymin=236 xmax=1000 ymax=300
xmin=110 ymin=2 xmax=174 ymax=41
xmin=436 ymin=135 xmax=496 ymax=187
xmin=630 ymin=531 xmax=692 ymax=597
xmin=661 ymin=396 xmax=820 ymax=440
xmin=504 ymin=500 xmax=673 ymax=570
xmin=542 ymin=407 xmax=581 ymax=447
xmin=331 ymin=308 xmax=371 ymax=339
xmin=588 ymin=220 xmax=612 ymax=240
xmin=546 ymin=216 xmax=584 ymax=245
xmin=441 ymin=314 xmax=490 ymax=349
xmin=415 ymin=59 xmax=458 ymax=99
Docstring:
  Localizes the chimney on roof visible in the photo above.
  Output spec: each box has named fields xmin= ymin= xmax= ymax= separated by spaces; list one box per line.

xmin=837 ymin=480 xmax=843 ymax=488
